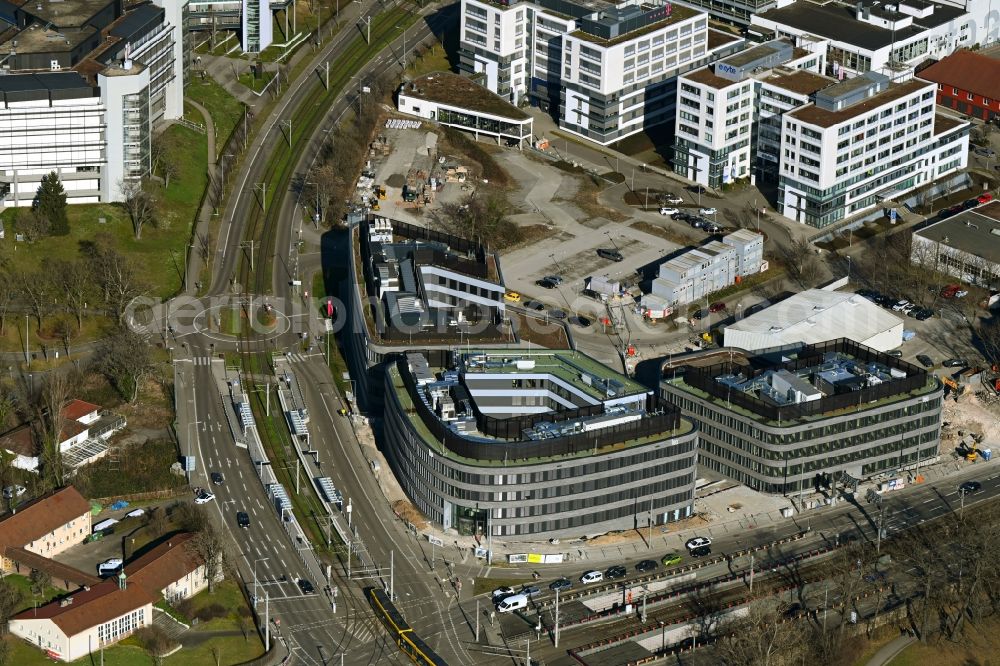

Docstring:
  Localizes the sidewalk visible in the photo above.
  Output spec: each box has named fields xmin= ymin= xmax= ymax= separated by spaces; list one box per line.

xmin=864 ymin=634 xmax=916 ymax=666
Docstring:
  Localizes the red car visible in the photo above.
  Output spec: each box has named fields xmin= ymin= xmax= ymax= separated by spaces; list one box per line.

xmin=941 ymin=284 xmax=961 ymax=299
xmin=978 ymin=193 xmax=994 ymax=204
xmin=708 ymin=302 xmax=726 ymax=313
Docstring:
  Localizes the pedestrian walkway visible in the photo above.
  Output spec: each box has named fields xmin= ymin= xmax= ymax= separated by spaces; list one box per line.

xmin=864 ymin=633 xmax=917 ymax=666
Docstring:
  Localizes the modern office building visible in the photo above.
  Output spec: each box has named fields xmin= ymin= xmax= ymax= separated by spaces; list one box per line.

xmin=186 ymin=0 xmax=275 ymax=52
xmin=661 ymin=339 xmax=942 ymax=495
xmin=749 ymin=0 xmax=974 ymax=79
xmin=362 ymin=217 xmax=508 ymax=340
xmin=723 ymin=289 xmax=904 ymax=351
xmin=384 ymin=348 xmax=699 ymax=538
xmin=458 ymin=0 xmax=744 ymax=144
xmin=398 ymin=72 xmax=534 ymax=145
xmin=911 ymin=200 xmax=1000 ymax=288
xmin=919 ymin=50 xmax=1000 ymax=122
xmin=672 ymin=39 xmax=826 ymax=187
xmin=642 ymin=229 xmax=764 ymax=310
xmin=675 ymin=36 xmax=970 ymax=225
xmin=0 ymin=0 xmax=187 ymax=206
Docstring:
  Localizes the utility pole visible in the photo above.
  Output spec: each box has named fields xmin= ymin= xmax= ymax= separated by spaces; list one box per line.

xmin=264 ymin=592 xmax=270 ymax=651
xmin=876 ymin=498 xmax=887 ymax=556
xmin=347 ymin=538 xmax=352 ymax=579
xmin=281 ymin=119 xmax=292 ymax=148
xmin=554 ymin=588 xmax=560 ymax=647
xmin=363 ymin=16 xmax=371 ymax=44
xmin=295 ymin=458 xmax=301 ymax=494
xmin=390 ymin=550 xmax=395 ymax=601
xmin=24 ymin=314 xmax=29 ymax=366
xmin=823 ymin=582 xmax=829 ymax=631
xmin=475 ymin=599 xmax=480 ymax=641
xmin=647 ymin=499 xmax=653 ymax=549
xmin=749 ymin=553 xmax=755 ymax=593
xmin=255 ymin=182 xmax=267 ymax=214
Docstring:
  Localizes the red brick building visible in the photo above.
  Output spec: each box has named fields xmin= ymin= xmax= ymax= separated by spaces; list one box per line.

xmin=920 ymin=51 xmax=1000 ymax=122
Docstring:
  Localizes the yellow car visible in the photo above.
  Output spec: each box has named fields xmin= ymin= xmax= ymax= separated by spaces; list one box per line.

xmin=661 ymin=552 xmax=682 ymax=567
xmin=504 ymin=291 xmax=521 ymax=303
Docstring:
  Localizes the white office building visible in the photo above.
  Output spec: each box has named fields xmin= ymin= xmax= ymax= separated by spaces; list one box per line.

xmin=780 ymin=72 xmax=968 ymax=227
xmin=749 ymin=0 xmax=975 ymax=79
xmin=643 ymin=229 xmax=764 ymax=309
xmin=459 ymin=0 xmax=743 ymax=144
xmin=0 ymin=0 xmax=187 ymax=206
xmin=673 ymin=39 xmax=827 ymax=187
xmin=186 ymin=0 xmax=274 ymax=53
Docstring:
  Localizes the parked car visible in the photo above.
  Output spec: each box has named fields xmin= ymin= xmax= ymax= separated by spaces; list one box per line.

xmin=891 ymin=299 xmax=911 ymax=312
xmin=535 ymin=279 xmax=557 ymax=289
xmin=543 ymin=275 xmax=564 ymax=285
xmin=570 ymin=316 xmax=593 ymax=328
xmin=979 ymin=193 xmax=994 ymax=204
xmin=524 ymin=300 xmax=545 ymax=311
xmin=492 ymin=586 xmax=516 ymax=601
xmin=941 ymin=284 xmax=961 ymax=298
xmin=97 ymin=558 xmax=123 ymax=576
xmin=503 ymin=291 xmax=521 ymax=303
xmin=913 ymin=308 xmax=933 ymax=320
xmin=974 ymin=146 xmax=996 ymax=157
xmin=549 ymin=309 xmax=567 ymax=320
xmin=2 ymin=484 xmax=26 ymax=499
xmin=963 ymin=198 xmax=980 ymax=210
xmin=549 ymin=578 xmax=572 ymax=592
xmin=699 ymin=207 xmax=717 ymax=216
xmin=661 ymin=552 xmax=683 ymax=567
xmin=659 ymin=207 xmax=680 ymax=216
xmin=597 ymin=248 xmax=624 ymax=262
xmin=916 ymin=354 xmax=934 ymax=368
xmin=685 ymin=536 xmax=712 ymax=551
xmin=887 ymin=349 xmax=903 ymax=357
xmin=672 ymin=212 xmax=691 ymax=221
xmin=497 ymin=594 xmax=528 ymax=613
xmin=194 ymin=491 xmax=215 ymax=504
xmin=237 ymin=511 xmax=250 ymax=529
xmin=691 ymin=309 xmax=705 ymax=320
xmin=943 ymin=358 xmax=967 ymax=367
xmin=708 ymin=302 xmax=726 ymax=313
xmin=297 ymin=579 xmax=316 ymax=595
xmin=663 ymin=194 xmax=684 ymax=205
xmin=605 ymin=565 xmax=627 ymax=580
xmin=580 ymin=570 xmax=604 ymax=584
xmin=520 ymin=585 xmax=542 ymax=598
xmin=955 ymin=289 xmax=969 ymax=298
xmin=959 ymin=480 xmax=982 ymax=495
xmin=635 ymin=559 xmax=658 ymax=573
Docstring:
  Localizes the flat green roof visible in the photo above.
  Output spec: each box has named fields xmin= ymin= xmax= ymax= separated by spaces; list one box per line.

xmin=461 ymin=348 xmax=648 ymax=400
xmin=389 ymin=365 xmax=692 ymax=466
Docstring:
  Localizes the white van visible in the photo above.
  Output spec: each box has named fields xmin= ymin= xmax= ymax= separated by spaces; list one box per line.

xmin=496 ymin=594 xmax=528 ymax=614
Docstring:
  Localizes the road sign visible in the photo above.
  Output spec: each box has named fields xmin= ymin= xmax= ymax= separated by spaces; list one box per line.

xmin=427 ymin=535 xmax=444 ymax=547
xmin=889 ymin=209 xmax=897 ymax=224
xmin=183 ymin=456 xmax=196 ymax=472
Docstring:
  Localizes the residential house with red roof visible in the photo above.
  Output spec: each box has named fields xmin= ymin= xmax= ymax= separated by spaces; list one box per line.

xmin=8 ymin=533 xmax=213 ymax=662
xmin=920 ymin=50 xmax=1000 ymax=122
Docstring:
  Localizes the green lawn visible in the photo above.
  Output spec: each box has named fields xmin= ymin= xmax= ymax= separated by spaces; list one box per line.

xmin=5 ymin=573 xmax=64 ymax=613
xmin=184 ymin=77 xmax=245 ymax=157
xmin=5 ymin=632 xmax=264 ymax=666
xmin=1 ymin=125 xmax=206 ymax=301
xmin=236 ymin=70 xmax=275 ymax=94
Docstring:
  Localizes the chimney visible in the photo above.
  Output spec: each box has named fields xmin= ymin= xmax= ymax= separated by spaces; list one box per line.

xmin=59 ymin=597 xmax=74 ymax=607
xmin=118 ymin=569 xmax=126 ymax=590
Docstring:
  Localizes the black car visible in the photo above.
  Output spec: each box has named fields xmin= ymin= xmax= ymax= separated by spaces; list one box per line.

xmin=856 ymin=288 xmax=879 ymax=300
xmin=635 ymin=559 xmax=658 ymax=573
xmin=672 ymin=212 xmax=689 ymax=221
xmin=211 ymin=472 xmax=224 ymax=485
xmin=524 ymin=299 xmax=545 ymax=311
xmin=916 ymin=354 xmax=934 ymax=368
xmin=689 ymin=545 xmax=712 ymax=558
xmin=959 ymin=480 xmax=982 ymax=495
xmin=570 ymin=316 xmax=593 ymax=328
xmin=963 ymin=198 xmax=980 ymax=210
xmin=597 ymin=248 xmax=624 ymax=262
xmin=297 ymin=579 xmax=316 ymax=595
xmin=943 ymin=358 xmax=967 ymax=367
xmin=691 ymin=309 xmax=705 ymax=320
xmin=549 ymin=577 xmax=572 ymax=592
xmin=887 ymin=349 xmax=903 ymax=357
xmin=605 ymin=565 xmax=627 ymax=580
xmin=536 ymin=279 xmax=557 ymax=289
xmin=549 ymin=309 xmax=567 ymax=320
xmin=913 ymin=308 xmax=933 ymax=320
xmin=236 ymin=511 xmax=250 ymax=528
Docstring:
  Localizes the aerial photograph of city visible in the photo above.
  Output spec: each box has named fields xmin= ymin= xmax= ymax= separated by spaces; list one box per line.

xmin=0 ymin=0 xmax=999 ymax=663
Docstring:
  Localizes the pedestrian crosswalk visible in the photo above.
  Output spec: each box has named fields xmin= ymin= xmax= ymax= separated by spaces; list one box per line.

xmin=194 ymin=356 xmax=213 ymax=366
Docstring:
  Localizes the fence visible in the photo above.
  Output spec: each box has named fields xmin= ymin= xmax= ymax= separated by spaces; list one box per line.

xmin=682 ymin=338 xmax=929 ymax=423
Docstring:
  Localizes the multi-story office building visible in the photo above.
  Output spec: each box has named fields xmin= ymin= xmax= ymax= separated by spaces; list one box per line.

xmin=643 ymin=229 xmax=764 ymax=308
xmin=384 ymin=348 xmax=699 ymax=538
xmin=186 ymin=0 xmax=274 ymax=52
xmin=750 ymin=0 xmax=973 ymax=79
xmin=780 ymin=73 xmax=968 ymax=227
xmin=673 ymin=39 xmax=969 ymax=225
xmin=0 ymin=0 xmax=186 ymax=206
xmin=661 ymin=339 xmax=942 ymax=495
xmin=672 ymin=39 xmax=825 ymax=187
xmin=458 ymin=0 xmax=743 ymax=144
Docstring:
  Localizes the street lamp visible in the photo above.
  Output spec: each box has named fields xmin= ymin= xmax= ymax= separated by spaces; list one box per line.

xmin=253 ymin=557 xmax=270 ymax=606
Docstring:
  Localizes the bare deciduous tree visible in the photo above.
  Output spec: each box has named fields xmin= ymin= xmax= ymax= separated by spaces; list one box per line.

xmin=97 ymin=329 xmax=152 ymax=403
xmin=119 ymin=178 xmax=157 ymax=240
xmin=713 ymin=598 xmax=803 ymax=666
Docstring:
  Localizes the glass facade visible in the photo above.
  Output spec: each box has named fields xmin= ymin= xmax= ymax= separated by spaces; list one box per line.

xmin=122 ymin=87 xmax=151 ymax=181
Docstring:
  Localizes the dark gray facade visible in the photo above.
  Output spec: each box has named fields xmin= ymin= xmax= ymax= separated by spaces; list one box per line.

xmin=660 ymin=341 xmax=943 ymax=495
xmin=383 ymin=358 xmax=700 ymax=539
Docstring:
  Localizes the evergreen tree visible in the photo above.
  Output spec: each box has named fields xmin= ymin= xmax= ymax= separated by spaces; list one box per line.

xmin=35 ymin=171 xmax=68 ymax=236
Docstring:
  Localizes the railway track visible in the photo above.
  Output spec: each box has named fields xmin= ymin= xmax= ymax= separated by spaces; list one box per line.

xmin=228 ymin=4 xmax=423 ymax=663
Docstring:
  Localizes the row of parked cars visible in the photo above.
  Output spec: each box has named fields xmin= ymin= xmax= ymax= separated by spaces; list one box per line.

xmin=490 ymin=537 xmax=713 ymax=613
xmin=661 ymin=209 xmax=723 ymax=234
xmin=939 ymin=193 xmax=993 ymax=220
xmin=855 ymin=289 xmax=935 ymax=321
